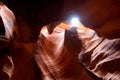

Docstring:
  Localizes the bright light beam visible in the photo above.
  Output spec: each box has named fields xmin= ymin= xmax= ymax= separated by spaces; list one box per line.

xmin=70 ymin=17 xmax=80 ymax=27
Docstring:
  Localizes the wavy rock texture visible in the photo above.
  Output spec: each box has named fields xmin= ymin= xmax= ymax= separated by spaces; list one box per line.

xmin=0 ymin=0 xmax=120 ymax=80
